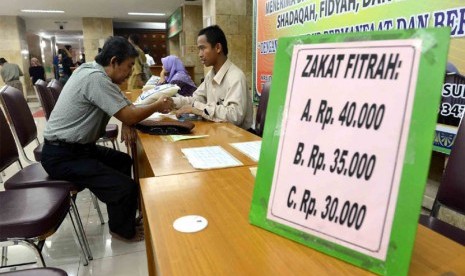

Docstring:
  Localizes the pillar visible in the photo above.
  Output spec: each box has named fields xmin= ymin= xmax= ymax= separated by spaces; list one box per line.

xmin=0 ymin=16 xmax=32 ymax=99
xmin=202 ymin=0 xmax=253 ymax=87
xmin=82 ymin=18 xmax=113 ymax=63
xmin=181 ymin=5 xmax=204 ymax=85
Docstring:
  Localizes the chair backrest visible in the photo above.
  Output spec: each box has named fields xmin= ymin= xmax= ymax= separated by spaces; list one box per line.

xmin=47 ymin=79 xmax=63 ymax=103
xmin=35 ymin=79 xmax=55 ymax=120
xmin=0 ymin=108 xmax=20 ymax=171
xmin=0 ymin=85 xmax=38 ymax=148
xmin=433 ymin=119 xmax=465 ymax=216
xmin=255 ymin=82 xmax=271 ymax=137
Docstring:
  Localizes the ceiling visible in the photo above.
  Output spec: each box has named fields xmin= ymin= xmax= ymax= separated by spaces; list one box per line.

xmin=0 ymin=0 xmax=201 ymax=47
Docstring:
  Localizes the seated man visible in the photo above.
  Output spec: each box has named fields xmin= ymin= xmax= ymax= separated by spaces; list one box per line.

xmin=41 ymin=36 xmax=173 ymax=242
xmin=173 ymin=25 xmax=253 ymax=130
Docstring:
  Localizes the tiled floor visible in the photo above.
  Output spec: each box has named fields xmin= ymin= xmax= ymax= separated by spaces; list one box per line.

xmin=0 ymin=101 xmax=148 ymax=275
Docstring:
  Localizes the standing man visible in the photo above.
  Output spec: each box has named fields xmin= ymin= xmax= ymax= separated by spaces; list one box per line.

xmin=0 ymin=58 xmax=24 ymax=95
xmin=144 ymin=47 xmax=155 ymax=66
xmin=173 ymin=25 xmax=253 ymax=130
xmin=41 ymin=36 xmax=173 ymax=242
xmin=127 ymin=34 xmax=146 ymax=90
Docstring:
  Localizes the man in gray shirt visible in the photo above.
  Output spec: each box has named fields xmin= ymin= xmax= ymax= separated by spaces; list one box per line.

xmin=0 ymin=58 xmax=24 ymax=94
xmin=41 ymin=36 xmax=173 ymax=242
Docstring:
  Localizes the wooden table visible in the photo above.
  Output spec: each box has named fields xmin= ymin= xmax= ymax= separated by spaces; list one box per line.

xmin=135 ymin=120 xmax=260 ymax=177
xmin=124 ymin=89 xmax=260 ymax=177
xmin=140 ymin=167 xmax=465 ymax=276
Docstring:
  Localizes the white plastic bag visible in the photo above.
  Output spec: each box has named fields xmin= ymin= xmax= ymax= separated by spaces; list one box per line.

xmin=134 ymin=84 xmax=180 ymax=105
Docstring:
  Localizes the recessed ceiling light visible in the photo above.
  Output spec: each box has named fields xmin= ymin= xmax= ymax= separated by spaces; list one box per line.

xmin=21 ymin=9 xmax=64 ymax=13
xmin=128 ymin=12 xmax=165 ymax=16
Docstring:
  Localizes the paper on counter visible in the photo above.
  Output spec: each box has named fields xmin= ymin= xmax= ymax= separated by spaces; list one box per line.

xmin=230 ymin=141 xmax=262 ymax=162
xmin=168 ymin=135 xmax=209 ymax=142
xmin=181 ymin=146 xmax=243 ymax=169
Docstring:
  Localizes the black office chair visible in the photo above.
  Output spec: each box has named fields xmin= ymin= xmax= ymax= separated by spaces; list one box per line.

xmin=255 ymin=82 xmax=271 ymax=137
xmin=420 ymin=120 xmax=465 ymax=245
xmin=35 ymin=79 xmax=56 ymax=121
xmin=0 ymin=267 xmax=68 ymax=276
xmin=0 ymin=187 xmax=71 ymax=268
xmin=47 ymin=79 xmax=62 ymax=103
xmin=0 ymin=108 xmax=93 ymax=265
xmin=0 ymin=85 xmax=42 ymax=163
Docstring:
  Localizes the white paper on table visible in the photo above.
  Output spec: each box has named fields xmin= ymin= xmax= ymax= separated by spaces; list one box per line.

xmin=169 ymin=135 xmax=209 ymax=142
xmin=181 ymin=146 xmax=243 ymax=169
xmin=230 ymin=141 xmax=262 ymax=162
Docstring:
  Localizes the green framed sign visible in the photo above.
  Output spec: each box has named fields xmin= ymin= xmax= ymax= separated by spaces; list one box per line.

xmin=168 ymin=7 xmax=182 ymax=38
xmin=250 ymin=28 xmax=450 ymax=275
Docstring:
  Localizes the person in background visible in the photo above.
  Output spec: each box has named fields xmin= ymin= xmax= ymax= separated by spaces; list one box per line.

xmin=58 ymin=49 xmax=73 ymax=85
xmin=127 ymin=34 xmax=146 ymax=89
xmin=29 ymin=57 xmax=46 ymax=84
xmin=40 ymin=36 xmax=174 ymax=242
xmin=144 ymin=47 xmax=155 ymax=66
xmin=64 ymin=45 xmax=73 ymax=60
xmin=446 ymin=61 xmax=459 ymax=74
xmin=53 ymin=54 xmax=60 ymax=79
xmin=0 ymin=57 xmax=24 ymax=94
xmin=64 ymin=45 xmax=75 ymax=69
xmin=79 ymin=53 xmax=86 ymax=64
xmin=170 ymin=25 xmax=253 ymax=130
xmin=158 ymin=55 xmax=197 ymax=96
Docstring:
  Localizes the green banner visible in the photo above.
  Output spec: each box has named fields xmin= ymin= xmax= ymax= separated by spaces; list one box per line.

xmin=254 ymin=0 xmax=465 ymax=153
xmin=168 ymin=7 xmax=182 ymax=38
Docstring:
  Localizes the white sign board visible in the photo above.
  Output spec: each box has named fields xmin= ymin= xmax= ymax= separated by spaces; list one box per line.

xmin=266 ymin=40 xmax=421 ymax=261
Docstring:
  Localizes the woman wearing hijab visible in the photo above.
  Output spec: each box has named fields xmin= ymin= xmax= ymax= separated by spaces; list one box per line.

xmin=159 ymin=55 xmax=197 ymax=96
xmin=29 ymin=57 xmax=46 ymax=84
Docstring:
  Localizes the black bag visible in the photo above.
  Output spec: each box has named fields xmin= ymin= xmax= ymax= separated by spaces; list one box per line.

xmin=135 ymin=119 xmax=195 ymax=135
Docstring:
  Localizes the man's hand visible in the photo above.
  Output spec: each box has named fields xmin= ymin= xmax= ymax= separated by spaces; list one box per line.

xmin=121 ymin=123 xmax=136 ymax=148
xmin=175 ymin=105 xmax=201 ymax=118
xmin=156 ymin=96 xmax=174 ymax=113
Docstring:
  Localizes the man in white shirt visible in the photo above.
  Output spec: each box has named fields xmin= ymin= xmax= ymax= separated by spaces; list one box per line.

xmin=172 ymin=25 xmax=253 ymax=130
xmin=144 ymin=48 xmax=156 ymax=66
